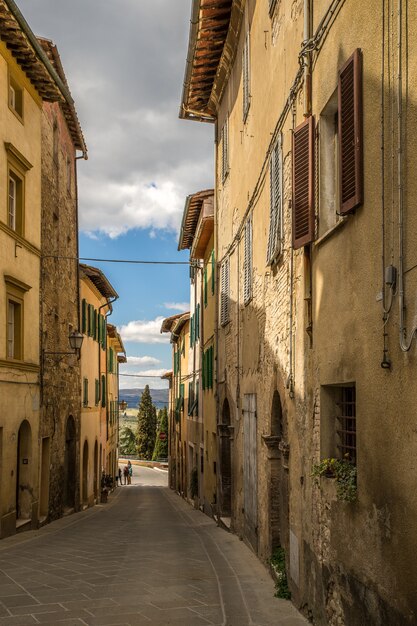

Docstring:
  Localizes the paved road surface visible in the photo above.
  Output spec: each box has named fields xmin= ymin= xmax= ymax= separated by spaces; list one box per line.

xmin=0 ymin=469 xmax=308 ymax=626
xmin=118 ymin=464 xmax=167 ymax=488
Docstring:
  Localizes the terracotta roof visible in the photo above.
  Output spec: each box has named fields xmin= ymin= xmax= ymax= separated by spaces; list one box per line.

xmin=180 ymin=0 xmax=243 ymax=121
xmin=38 ymin=38 xmax=87 ymax=155
xmin=160 ymin=313 xmax=185 ymax=334
xmin=0 ymin=0 xmax=73 ymax=102
xmin=178 ymin=189 xmax=214 ymax=250
xmin=79 ymin=264 xmax=118 ymax=300
xmin=161 ymin=370 xmax=173 ymax=380
xmin=171 ymin=313 xmax=190 ymax=339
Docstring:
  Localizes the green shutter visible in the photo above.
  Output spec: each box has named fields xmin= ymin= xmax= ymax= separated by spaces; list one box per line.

xmin=101 ymin=318 xmax=106 ymax=350
xmin=83 ymin=377 xmax=88 ymax=406
xmin=95 ymin=379 xmax=99 ymax=405
xmin=211 ymin=249 xmax=215 ymax=295
xmin=209 ymin=346 xmax=213 ymax=389
xmin=188 ymin=381 xmax=193 ymax=415
xmin=204 ymin=267 xmax=208 ymax=307
xmin=180 ymin=383 xmax=184 ymax=411
xmin=202 ymin=350 xmax=206 ymax=390
xmin=190 ymin=317 xmax=194 ymax=348
xmin=109 ymin=348 xmax=114 ymax=373
xmin=195 ymin=381 xmax=199 ymax=415
xmin=94 ymin=310 xmax=98 ymax=340
xmin=82 ymin=299 xmax=87 ymax=333
xmin=101 ymin=374 xmax=106 ymax=407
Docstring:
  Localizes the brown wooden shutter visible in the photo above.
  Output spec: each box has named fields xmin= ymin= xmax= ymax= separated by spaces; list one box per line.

xmin=292 ymin=116 xmax=315 ymax=249
xmin=338 ymin=48 xmax=363 ymax=214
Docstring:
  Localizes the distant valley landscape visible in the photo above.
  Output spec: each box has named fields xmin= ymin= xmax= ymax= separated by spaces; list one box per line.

xmin=119 ymin=388 xmax=169 ymax=410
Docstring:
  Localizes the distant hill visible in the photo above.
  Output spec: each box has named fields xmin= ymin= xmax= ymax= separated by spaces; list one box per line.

xmin=119 ymin=388 xmax=169 ymax=409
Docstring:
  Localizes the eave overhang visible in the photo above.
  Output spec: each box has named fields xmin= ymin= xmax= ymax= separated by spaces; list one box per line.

xmin=38 ymin=38 xmax=87 ymax=156
xmin=0 ymin=0 xmax=74 ymax=103
xmin=179 ymin=0 xmax=244 ymax=122
xmin=161 ymin=370 xmax=173 ymax=380
xmin=178 ymin=189 xmax=214 ymax=251
xmin=160 ymin=313 xmax=185 ymax=334
xmin=80 ymin=263 xmax=118 ymax=301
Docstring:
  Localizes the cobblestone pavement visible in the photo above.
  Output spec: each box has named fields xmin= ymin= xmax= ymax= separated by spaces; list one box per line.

xmin=0 ymin=473 xmax=309 ymax=626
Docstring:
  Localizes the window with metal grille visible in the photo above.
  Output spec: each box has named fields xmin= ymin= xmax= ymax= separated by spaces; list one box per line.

xmin=338 ymin=49 xmax=363 ymax=214
xmin=243 ymin=217 xmax=253 ymax=305
xmin=292 ymin=116 xmax=315 ymax=249
xmin=336 ymin=386 xmax=356 ymax=464
xmin=221 ymin=117 xmax=229 ymax=182
xmin=267 ymin=135 xmax=283 ymax=264
xmin=220 ymin=257 xmax=230 ymax=326
xmin=243 ymin=31 xmax=250 ymax=121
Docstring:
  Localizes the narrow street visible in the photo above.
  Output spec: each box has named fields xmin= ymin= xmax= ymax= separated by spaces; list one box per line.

xmin=0 ymin=467 xmax=307 ymax=626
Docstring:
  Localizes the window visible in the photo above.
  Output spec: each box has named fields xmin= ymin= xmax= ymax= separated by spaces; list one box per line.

xmin=220 ymin=257 xmax=230 ymax=326
xmin=243 ymin=217 xmax=253 ymax=305
xmin=319 ymin=90 xmax=340 ymax=236
xmin=292 ymin=116 xmax=315 ymax=249
xmin=5 ymin=275 xmax=30 ymax=361
xmin=8 ymin=171 xmax=23 ymax=234
xmin=202 ymin=346 xmax=214 ymax=391
xmin=83 ymin=378 xmax=89 ymax=407
xmin=320 ymin=383 xmax=356 ymax=465
xmin=95 ymin=379 xmax=100 ymax=406
xmin=101 ymin=374 xmax=106 ymax=408
xmin=221 ymin=116 xmax=229 ymax=182
xmin=267 ymin=135 xmax=283 ymax=264
xmin=338 ymin=49 xmax=363 ymax=214
xmin=8 ymin=74 xmax=23 ymax=119
xmin=5 ymin=144 xmax=32 ymax=237
xmin=243 ymin=31 xmax=251 ymax=121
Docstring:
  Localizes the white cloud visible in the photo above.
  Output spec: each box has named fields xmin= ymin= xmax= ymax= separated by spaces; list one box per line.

xmin=125 ymin=356 xmax=161 ymax=366
xmin=119 ymin=317 xmax=169 ymax=344
xmin=163 ymin=302 xmax=189 ymax=312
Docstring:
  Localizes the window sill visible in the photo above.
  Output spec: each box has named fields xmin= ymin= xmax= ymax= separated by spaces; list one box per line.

xmin=0 ymin=358 xmax=39 ymax=372
xmin=314 ymin=217 xmax=348 ymax=248
xmin=0 ymin=221 xmax=40 ymax=256
xmin=8 ymin=105 xmax=24 ymax=125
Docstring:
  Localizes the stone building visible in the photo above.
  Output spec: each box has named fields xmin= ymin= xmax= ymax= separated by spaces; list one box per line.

xmin=0 ymin=0 xmax=78 ymax=539
xmin=79 ymin=264 xmax=118 ymax=507
xmin=161 ymin=313 xmax=190 ymax=497
xmin=38 ymin=38 xmax=87 ymax=523
xmin=179 ymin=0 xmax=417 ymax=624
xmin=178 ymin=190 xmax=218 ymax=516
xmin=106 ymin=323 xmax=126 ymax=481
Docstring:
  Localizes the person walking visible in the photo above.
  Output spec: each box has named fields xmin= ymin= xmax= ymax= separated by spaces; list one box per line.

xmin=123 ymin=465 xmax=129 ymax=485
xmin=127 ymin=460 xmax=132 ymax=485
xmin=118 ymin=467 xmax=122 ymax=486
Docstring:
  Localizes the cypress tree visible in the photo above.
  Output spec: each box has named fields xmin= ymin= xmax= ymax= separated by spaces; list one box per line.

xmin=136 ymin=385 xmax=156 ymax=459
xmin=119 ymin=426 xmax=136 ymax=456
xmin=152 ymin=406 xmax=168 ymax=460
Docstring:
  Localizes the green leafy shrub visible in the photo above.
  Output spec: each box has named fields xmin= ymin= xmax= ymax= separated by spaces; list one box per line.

xmin=312 ymin=457 xmax=357 ymax=502
xmin=269 ymin=547 xmax=291 ymax=599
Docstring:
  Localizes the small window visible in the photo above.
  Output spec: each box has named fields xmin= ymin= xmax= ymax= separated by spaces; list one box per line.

xmin=243 ymin=217 xmax=253 ymax=305
xmin=83 ymin=378 xmax=89 ymax=407
xmin=243 ymin=31 xmax=251 ymax=121
xmin=220 ymin=257 xmax=230 ymax=326
xmin=8 ymin=75 xmax=23 ymax=119
xmin=8 ymin=170 xmax=23 ymax=234
xmin=101 ymin=374 xmax=106 ymax=408
xmin=321 ymin=383 xmax=356 ymax=465
xmin=221 ymin=117 xmax=229 ymax=182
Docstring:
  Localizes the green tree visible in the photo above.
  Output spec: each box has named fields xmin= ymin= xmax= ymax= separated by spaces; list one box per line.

xmin=136 ymin=385 xmax=157 ymax=459
xmin=119 ymin=426 xmax=136 ymax=456
xmin=152 ymin=406 xmax=168 ymax=460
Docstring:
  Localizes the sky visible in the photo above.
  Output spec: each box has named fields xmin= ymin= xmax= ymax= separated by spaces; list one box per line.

xmin=18 ymin=0 xmax=214 ymax=389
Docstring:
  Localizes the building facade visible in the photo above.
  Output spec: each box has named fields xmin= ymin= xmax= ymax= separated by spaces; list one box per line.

xmin=39 ymin=38 xmax=87 ymax=522
xmin=179 ymin=1 xmax=417 ymax=624
xmin=106 ymin=323 xmax=126 ymax=482
xmin=79 ymin=264 xmax=118 ymax=507
xmin=0 ymin=1 xmax=77 ymax=539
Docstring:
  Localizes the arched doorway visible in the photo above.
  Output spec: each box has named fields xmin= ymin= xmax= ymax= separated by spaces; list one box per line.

xmin=93 ymin=441 xmax=98 ymax=500
xmin=63 ymin=416 xmax=76 ymax=509
xmin=16 ymin=420 xmax=32 ymax=521
xmin=219 ymin=398 xmax=232 ymax=515
xmin=267 ymin=390 xmax=289 ymax=552
xmin=82 ymin=440 xmax=89 ymax=505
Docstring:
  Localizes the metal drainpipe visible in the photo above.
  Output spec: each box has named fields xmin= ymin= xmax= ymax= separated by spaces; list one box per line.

xmin=303 ymin=0 xmax=312 ymax=117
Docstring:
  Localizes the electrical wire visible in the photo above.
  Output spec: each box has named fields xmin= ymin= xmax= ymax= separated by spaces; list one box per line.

xmin=42 ymin=255 xmax=189 ymax=265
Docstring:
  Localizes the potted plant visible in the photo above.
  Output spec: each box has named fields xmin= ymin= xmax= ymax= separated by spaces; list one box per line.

xmin=312 ymin=456 xmax=357 ymax=502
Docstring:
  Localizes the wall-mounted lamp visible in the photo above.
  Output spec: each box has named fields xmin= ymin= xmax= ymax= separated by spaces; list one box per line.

xmin=44 ymin=330 xmax=84 ymax=361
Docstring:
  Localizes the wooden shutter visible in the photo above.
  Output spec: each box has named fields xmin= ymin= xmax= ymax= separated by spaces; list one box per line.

xmin=267 ymin=135 xmax=283 ymax=264
xmin=208 ymin=346 xmax=213 ymax=389
xmin=243 ymin=217 xmax=252 ymax=304
xmin=81 ymin=299 xmax=87 ymax=333
xmin=243 ymin=31 xmax=250 ymax=120
xmin=338 ymin=49 xmax=363 ymax=214
xmin=101 ymin=374 xmax=106 ymax=407
xmin=220 ymin=257 xmax=230 ymax=326
xmin=292 ymin=116 xmax=315 ymax=249
xmin=211 ymin=250 xmax=215 ymax=294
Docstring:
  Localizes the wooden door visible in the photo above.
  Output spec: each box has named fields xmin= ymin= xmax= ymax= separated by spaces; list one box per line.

xmin=243 ymin=394 xmax=257 ymax=551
